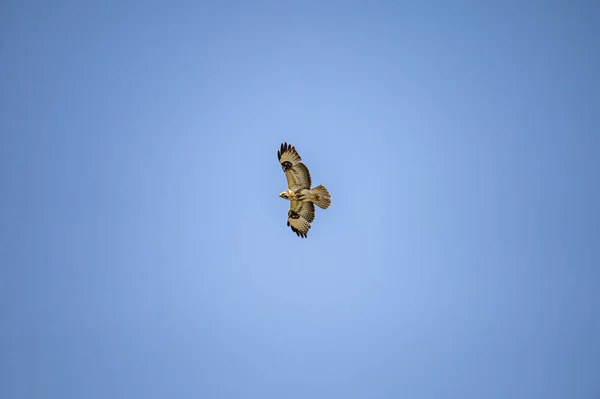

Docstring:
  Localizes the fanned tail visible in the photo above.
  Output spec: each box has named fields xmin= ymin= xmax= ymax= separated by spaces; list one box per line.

xmin=311 ymin=185 xmax=331 ymax=209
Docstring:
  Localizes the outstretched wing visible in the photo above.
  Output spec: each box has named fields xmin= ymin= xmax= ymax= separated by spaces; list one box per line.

xmin=287 ymin=200 xmax=315 ymax=238
xmin=278 ymin=142 xmax=311 ymax=191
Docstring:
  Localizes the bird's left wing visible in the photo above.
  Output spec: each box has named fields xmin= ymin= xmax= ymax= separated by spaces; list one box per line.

xmin=287 ymin=200 xmax=315 ymax=238
xmin=278 ymin=142 xmax=312 ymax=191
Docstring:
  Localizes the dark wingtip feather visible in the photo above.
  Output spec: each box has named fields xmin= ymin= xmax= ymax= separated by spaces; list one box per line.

xmin=279 ymin=142 xmax=296 ymax=161
xmin=289 ymin=224 xmax=308 ymax=238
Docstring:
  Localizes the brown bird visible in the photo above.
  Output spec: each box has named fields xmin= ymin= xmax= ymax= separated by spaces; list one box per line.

xmin=277 ymin=142 xmax=331 ymax=238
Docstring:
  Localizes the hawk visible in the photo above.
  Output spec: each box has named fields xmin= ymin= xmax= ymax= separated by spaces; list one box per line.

xmin=278 ymin=142 xmax=331 ymax=238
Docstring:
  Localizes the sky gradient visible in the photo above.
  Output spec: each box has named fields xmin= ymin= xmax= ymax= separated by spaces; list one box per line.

xmin=1 ymin=1 xmax=599 ymax=398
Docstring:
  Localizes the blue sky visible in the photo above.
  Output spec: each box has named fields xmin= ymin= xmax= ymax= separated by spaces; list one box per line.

xmin=1 ymin=1 xmax=599 ymax=398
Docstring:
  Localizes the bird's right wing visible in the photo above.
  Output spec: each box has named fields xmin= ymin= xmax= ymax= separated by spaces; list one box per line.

xmin=287 ymin=200 xmax=315 ymax=238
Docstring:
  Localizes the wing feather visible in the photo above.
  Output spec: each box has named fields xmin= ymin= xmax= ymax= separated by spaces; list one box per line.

xmin=278 ymin=142 xmax=312 ymax=190
xmin=287 ymin=200 xmax=315 ymax=238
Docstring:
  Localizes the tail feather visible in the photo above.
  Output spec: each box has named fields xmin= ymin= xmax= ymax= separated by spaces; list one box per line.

xmin=311 ymin=185 xmax=331 ymax=209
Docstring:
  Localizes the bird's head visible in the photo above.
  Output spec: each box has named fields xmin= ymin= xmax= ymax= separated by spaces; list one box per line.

xmin=279 ymin=189 xmax=294 ymax=200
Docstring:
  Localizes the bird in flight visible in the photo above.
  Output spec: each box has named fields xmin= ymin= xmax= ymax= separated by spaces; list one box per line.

xmin=277 ymin=142 xmax=331 ymax=238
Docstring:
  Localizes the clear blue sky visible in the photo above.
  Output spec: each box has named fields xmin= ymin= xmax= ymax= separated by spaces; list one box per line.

xmin=1 ymin=1 xmax=599 ymax=398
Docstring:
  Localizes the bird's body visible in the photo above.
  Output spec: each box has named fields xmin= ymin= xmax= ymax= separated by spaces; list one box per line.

xmin=277 ymin=142 xmax=331 ymax=238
